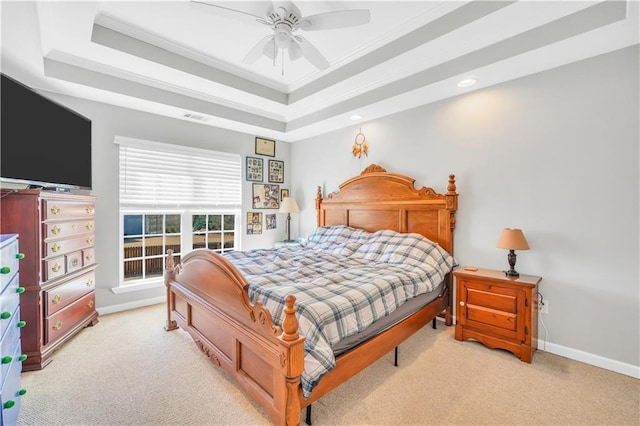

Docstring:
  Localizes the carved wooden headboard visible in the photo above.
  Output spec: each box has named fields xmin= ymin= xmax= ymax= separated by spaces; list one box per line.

xmin=315 ymin=164 xmax=458 ymax=255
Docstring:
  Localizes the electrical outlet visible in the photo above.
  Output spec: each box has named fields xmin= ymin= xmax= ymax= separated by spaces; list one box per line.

xmin=540 ymin=299 xmax=549 ymax=314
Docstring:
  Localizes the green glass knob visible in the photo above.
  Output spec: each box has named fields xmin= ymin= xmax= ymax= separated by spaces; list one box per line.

xmin=18 ymin=354 xmax=27 ymax=362
xmin=0 ymin=266 xmax=10 ymax=274
xmin=16 ymin=287 xmax=25 ymax=294
xmin=15 ymin=253 xmax=25 ymax=260
xmin=18 ymin=389 xmax=26 ymax=396
xmin=17 ymin=320 xmax=26 ymax=328
xmin=0 ymin=312 xmax=10 ymax=320
xmin=1 ymin=356 xmax=12 ymax=364
xmin=3 ymin=400 xmax=15 ymax=409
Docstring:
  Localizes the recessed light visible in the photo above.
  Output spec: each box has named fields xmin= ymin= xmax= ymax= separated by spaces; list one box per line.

xmin=457 ymin=78 xmax=477 ymax=88
xmin=350 ymin=114 xmax=363 ymax=120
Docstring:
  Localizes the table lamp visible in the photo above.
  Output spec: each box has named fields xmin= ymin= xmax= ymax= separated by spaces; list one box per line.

xmin=279 ymin=197 xmax=300 ymax=242
xmin=496 ymin=228 xmax=530 ymax=277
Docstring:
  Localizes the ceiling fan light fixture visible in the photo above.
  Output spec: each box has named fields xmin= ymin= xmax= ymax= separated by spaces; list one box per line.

xmin=350 ymin=114 xmax=363 ymax=120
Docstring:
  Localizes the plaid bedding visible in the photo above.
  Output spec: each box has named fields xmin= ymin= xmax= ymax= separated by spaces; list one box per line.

xmin=223 ymin=225 xmax=457 ymax=398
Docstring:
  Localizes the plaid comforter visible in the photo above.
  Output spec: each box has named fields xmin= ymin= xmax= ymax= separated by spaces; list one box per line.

xmin=223 ymin=225 xmax=457 ymax=398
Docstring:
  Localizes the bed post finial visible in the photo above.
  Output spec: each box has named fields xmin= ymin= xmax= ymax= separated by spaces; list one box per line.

xmin=447 ymin=174 xmax=456 ymax=194
xmin=282 ymin=295 xmax=300 ymax=341
xmin=316 ymin=186 xmax=323 ymax=226
xmin=164 ymin=249 xmax=178 ymax=331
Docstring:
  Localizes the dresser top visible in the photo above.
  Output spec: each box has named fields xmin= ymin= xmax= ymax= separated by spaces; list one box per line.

xmin=453 ymin=267 xmax=542 ymax=286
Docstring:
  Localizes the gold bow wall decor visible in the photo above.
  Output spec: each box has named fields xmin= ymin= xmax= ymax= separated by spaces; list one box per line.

xmin=352 ymin=128 xmax=368 ymax=158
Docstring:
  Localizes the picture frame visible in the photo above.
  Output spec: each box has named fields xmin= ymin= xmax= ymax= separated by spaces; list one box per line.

xmin=247 ymin=212 xmax=263 ymax=235
xmin=255 ymin=137 xmax=275 ymax=157
xmin=268 ymin=159 xmax=284 ymax=183
xmin=266 ymin=214 xmax=277 ymax=230
xmin=245 ymin=156 xmax=263 ymax=182
xmin=252 ymin=183 xmax=280 ymax=209
xmin=280 ymin=188 xmax=289 ymax=201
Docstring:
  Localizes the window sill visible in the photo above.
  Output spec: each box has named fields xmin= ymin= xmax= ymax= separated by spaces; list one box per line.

xmin=111 ymin=279 xmax=164 ymax=294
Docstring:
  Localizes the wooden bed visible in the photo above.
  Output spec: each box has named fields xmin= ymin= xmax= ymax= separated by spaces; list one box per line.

xmin=164 ymin=164 xmax=458 ymax=425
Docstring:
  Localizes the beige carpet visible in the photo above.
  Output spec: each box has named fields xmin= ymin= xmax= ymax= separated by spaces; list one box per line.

xmin=17 ymin=303 xmax=639 ymax=425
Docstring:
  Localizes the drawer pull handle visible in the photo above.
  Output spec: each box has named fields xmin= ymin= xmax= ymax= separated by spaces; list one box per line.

xmin=72 ymin=224 xmax=78 ymax=230
xmin=18 ymin=354 xmax=27 ymax=362
xmin=16 ymin=253 xmax=25 ymax=260
xmin=52 ymin=294 xmax=62 ymax=304
xmin=459 ymin=301 xmax=465 ymax=307
xmin=51 ymin=225 xmax=61 ymax=235
xmin=3 ymin=400 xmax=15 ymax=410
xmin=16 ymin=287 xmax=25 ymax=294
xmin=86 ymin=279 xmax=94 ymax=287
xmin=0 ymin=266 xmax=10 ymax=275
xmin=86 ymin=237 xmax=94 ymax=244
xmin=52 ymin=321 xmax=62 ymax=330
xmin=87 ymin=300 xmax=94 ymax=309
xmin=17 ymin=321 xmax=26 ymax=328
xmin=52 ymin=243 xmax=61 ymax=253
xmin=1 ymin=356 xmax=12 ymax=364
xmin=86 ymin=253 xmax=94 ymax=261
xmin=18 ymin=389 xmax=27 ymax=396
xmin=86 ymin=222 xmax=94 ymax=231
xmin=50 ymin=206 xmax=60 ymax=215
xmin=0 ymin=312 xmax=10 ymax=320
xmin=52 ymin=263 xmax=62 ymax=273
xmin=86 ymin=207 xmax=94 ymax=215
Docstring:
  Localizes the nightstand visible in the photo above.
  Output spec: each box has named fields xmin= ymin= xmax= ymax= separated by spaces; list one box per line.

xmin=453 ymin=267 xmax=542 ymax=363
xmin=274 ymin=240 xmax=301 ymax=248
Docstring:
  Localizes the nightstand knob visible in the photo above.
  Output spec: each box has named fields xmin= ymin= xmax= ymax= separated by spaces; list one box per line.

xmin=459 ymin=301 xmax=465 ymax=307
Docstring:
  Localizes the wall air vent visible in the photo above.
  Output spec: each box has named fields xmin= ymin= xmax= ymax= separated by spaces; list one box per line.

xmin=183 ymin=112 xmax=208 ymax=122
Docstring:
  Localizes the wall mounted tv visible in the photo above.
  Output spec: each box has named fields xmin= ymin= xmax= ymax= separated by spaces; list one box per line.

xmin=1 ymin=73 xmax=92 ymax=190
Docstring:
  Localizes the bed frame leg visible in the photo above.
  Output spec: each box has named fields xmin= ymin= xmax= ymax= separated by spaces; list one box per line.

xmin=432 ymin=317 xmax=437 ymax=329
xmin=394 ymin=346 xmax=398 ymax=366
xmin=306 ymin=405 xmax=312 ymax=425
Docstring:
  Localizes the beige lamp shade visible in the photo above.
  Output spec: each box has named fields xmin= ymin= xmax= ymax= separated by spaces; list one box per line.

xmin=279 ymin=197 xmax=300 ymax=214
xmin=496 ymin=228 xmax=530 ymax=250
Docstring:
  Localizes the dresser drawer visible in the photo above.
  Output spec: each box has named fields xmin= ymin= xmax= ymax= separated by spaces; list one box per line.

xmin=0 ymin=276 xmax=21 ymax=342
xmin=43 ymin=256 xmax=66 ymax=281
xmin=43 ymin=220 xmax=96 ymax=239
xmin=0 ymin=237 xmax=19 ymax=291
xmin=42 ymin=200 xmax=95 ymax=221
xmin=45 ymin=270 xmax=96 ymax=316
xmin=43 ymin=234 xmax=95 ymax=258
xmin=45 ymin=291 xmax=95 ymax=345
xmin=1 ymin=335 xmax=22 ymax=392
xmin=82 ymin=248 xmax=96 ymax=267
xmin=0 ymin=343 xmax=24 ymax=426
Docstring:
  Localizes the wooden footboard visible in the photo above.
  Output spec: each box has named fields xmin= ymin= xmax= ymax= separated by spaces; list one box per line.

xmin=164 ymin=249 xmax=305 ymax=426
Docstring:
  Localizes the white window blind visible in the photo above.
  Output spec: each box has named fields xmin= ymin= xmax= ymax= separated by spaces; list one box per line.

xmin=116 ymin=137 xmax=241 ymax=208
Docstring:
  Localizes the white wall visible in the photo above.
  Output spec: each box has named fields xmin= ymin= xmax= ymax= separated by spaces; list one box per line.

xmin=290 ymin=45 xmax=639 ymax=374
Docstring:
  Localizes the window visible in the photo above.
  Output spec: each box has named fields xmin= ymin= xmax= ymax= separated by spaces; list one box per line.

xmin=115 ymin=136 xmax=241 ymax=291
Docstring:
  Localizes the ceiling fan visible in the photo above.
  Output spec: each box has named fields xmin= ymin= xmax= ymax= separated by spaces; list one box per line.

xmin=190 ymin=1 xmax=370 ymax=72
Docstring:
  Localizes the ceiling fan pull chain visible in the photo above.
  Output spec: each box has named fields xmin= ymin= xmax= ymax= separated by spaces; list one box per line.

xmin=282 ymin=53 xmax=285 ymax=77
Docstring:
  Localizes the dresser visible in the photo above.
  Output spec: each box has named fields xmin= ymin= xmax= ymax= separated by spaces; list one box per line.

xmin=0 ymin=234 xmax=27 ymax=425
xmin=0 ymin=190 xmax=99 ymax=371
xmin=454 ymin=267 xmax=542 ymax=363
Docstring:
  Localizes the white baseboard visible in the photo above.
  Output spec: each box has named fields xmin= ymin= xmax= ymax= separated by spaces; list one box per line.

xmin=97 ymin=296 xmax=166 ymax=316
xmin=541 ymin=341 xmax=640 ymax=379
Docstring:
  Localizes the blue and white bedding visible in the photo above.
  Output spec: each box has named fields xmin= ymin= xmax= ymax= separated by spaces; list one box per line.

xmin=223 ymin=225 xmax=457 ymax=398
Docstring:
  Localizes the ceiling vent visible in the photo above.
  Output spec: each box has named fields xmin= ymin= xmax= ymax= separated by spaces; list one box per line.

xmin=183 ymin=112 xmax=209 ymax=122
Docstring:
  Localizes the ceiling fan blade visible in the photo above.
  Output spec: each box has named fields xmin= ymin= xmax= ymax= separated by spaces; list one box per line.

xmin=288 ymin=39 xmax=303 ymax=61
xmin=262 ymin=38 xmax=277 ymax=60
xmin=294 ymin=35 xmax=330 ymax=70
xmin=242 ymin=35 xmax=273 ymax=64
xmin=189 ymin=1 xmax=272 ymax=22
xmin=301 ymin=9 xmax=371 ymax=31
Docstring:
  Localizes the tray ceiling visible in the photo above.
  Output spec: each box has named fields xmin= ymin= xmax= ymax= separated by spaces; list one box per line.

xmin=1 ymin=1 xmax=638 ymax=142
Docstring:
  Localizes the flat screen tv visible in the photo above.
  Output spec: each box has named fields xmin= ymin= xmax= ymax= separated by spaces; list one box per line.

xmin=1 ymin=73 xmax=92 ymax=190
